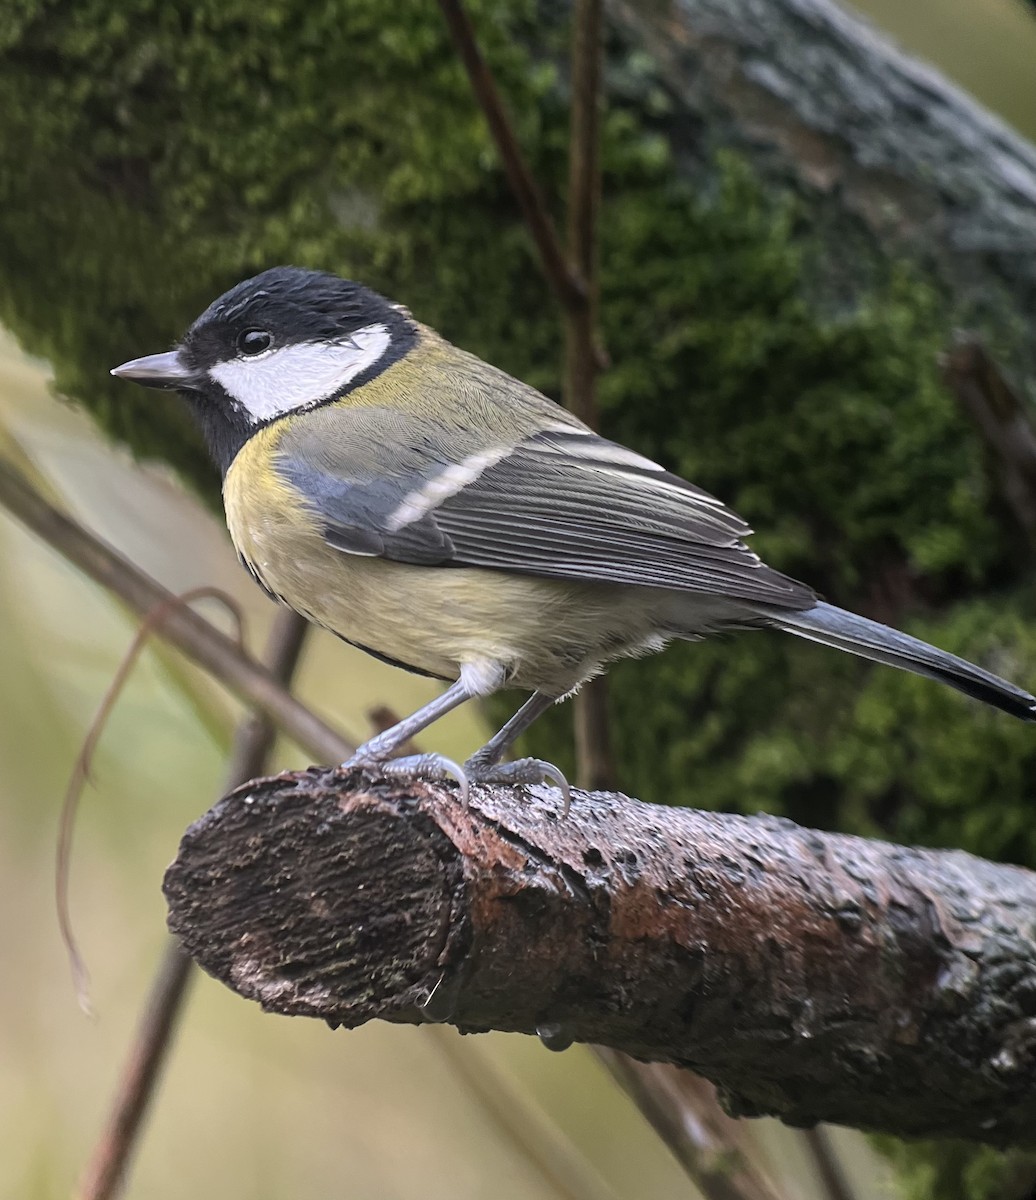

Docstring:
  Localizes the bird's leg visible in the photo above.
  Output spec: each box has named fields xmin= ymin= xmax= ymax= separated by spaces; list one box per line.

xmin=343 ymin=679 xmax=473 ymax=804
xmin=465 ymin=691 xmax=555 ymax=768
xmin=464 ymin=691 xmax=571 ymax=814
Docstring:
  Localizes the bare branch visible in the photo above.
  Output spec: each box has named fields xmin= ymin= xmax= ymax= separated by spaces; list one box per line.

xmin=76 ymin=609 xmax=312 ymax=1200
xmin=166 ymin=770 xmax=1036 ymax=1149
xmin=564 ymin=0 xmax=604 ymax=429
xmin=436 ymin=0 xmax=587 ymax=313
xmin=942 ymin=338 xmax=1036 ymax=544
xmin=428 ymin=1035 xmax=624 ymax=1200
xmin=566 ymin=0 xmax=602 ymax=297
xmin=77 ymin=943 xmax=194 ymax=1200
xmin=800 ymin=1129 xmax=854 ymax=1200
xmin=561 ymin=0 xmax=616 ymax=793
xmin=593 ymin=1052 xmax=785 ymax=1200
xmin=572 ymin=680 xmax=616 ymax=793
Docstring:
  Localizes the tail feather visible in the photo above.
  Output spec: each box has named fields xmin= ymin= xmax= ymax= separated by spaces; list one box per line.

xmin=770 ymin=601 xmax=1036 ymax=722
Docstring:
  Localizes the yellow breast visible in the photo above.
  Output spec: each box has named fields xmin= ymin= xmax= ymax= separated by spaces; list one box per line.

xmin=220 ymin=418 xmax=557 ymax=683
xmin=222 ymin=420 xmax=320 ymax=592
xmin=220 ymin=400 xmax=670 ymax=696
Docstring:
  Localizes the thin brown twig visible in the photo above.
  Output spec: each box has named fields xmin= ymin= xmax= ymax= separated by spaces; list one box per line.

xmin=75 ymin=608 xmax=312 ymax=1200
xmin=57 ymin=586 xmax=248 ymax=1015
xmin=430 ymin=1035 xmax=622 ymax=1200
xmin=78 ymin=945 xmax=194 ymax=1200
xmin=564 ymin=10 xmax=793 ymax=1191
xmin=565 ymin=11 xmax=821 ymax=1198
xmin=436 ymin=0 xmax=588 ymax=314
xmin=942 ymin=336 xmax=1036 ymax=545
xmin=0 ymin=458 xmax=351 ymax=763
xmin=594 ymin=1051 xmax=785 ymax=1200
xmin=801 ymin=1128 xmax=855 ymax=1200
xmin=563 ymin=0 xmax=615 ymax=797
xmin=564 ymin=0 xmax=603 ymax=427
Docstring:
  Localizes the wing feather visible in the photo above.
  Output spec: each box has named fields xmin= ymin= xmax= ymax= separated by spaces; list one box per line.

xmin=276 ymin=414 xmax=813 ymax=609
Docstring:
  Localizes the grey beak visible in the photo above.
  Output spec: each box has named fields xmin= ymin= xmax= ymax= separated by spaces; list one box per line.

xmin=110 ymin=350 xmax=196 ymax=389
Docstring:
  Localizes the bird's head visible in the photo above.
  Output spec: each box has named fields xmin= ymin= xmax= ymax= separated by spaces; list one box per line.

xmin=112 ymin=266 xmax=416 ymax=471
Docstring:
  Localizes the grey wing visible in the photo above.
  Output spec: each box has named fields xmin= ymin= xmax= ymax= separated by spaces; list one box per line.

xmin=277 ymin=417 xmax=814 ymax=609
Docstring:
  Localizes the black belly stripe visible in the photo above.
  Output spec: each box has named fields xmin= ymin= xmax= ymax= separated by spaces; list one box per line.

xmin=334 ymin=634 xmax=450 ymax=680
xmin=238 ymin=552 xmax=282 ymax=603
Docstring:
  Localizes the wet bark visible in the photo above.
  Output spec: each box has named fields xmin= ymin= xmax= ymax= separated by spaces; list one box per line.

xmin=165 ymin=769 xmax=1036 ymax=1148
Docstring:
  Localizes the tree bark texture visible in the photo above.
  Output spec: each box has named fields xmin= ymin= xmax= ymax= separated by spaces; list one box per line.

xmin=611 ymin=0 xmax=1036 ymax=395
xmin=165 ymin=770 xmax=1036 ymax=1148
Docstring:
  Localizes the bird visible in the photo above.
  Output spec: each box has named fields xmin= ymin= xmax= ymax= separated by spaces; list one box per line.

xmin=112 ymin=266 xmax=1036 ymax=806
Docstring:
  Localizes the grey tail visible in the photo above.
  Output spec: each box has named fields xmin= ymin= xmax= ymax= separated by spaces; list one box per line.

xmin=770 ymin=601 xmax=1036 ymax=722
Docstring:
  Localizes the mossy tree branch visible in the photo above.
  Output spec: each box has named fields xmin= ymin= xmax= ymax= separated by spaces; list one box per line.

xmin=611 ymin=0 xmax=1036 ymax=390
xmin=166 ymin=770 xmax=1036 ymax=1150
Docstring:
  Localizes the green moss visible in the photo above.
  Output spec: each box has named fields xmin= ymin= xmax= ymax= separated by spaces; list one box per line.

xmin=2 ymin=6 xmax=1035 ymax=1195
xmin=0 ymin=0 xmax=563 ymax=501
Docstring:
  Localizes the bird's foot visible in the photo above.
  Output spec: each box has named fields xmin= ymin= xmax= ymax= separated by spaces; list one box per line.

xmin=341 ymin=751 xmax=469 ymax=807
xmin=464 ymin=755 xmax=571 ymax=816
xmin=341 ymin=747 xmax=570 ymax=816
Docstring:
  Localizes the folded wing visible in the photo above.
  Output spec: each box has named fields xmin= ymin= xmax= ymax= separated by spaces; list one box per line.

xmin=277 ymin=415 xmax=814 ymax=610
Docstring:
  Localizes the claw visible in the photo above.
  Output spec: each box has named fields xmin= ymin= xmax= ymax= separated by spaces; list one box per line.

xmin=342 ymin=752 xmax=470 ymax=807
xmin=341 ymin=748 xmax=570 ymax=816
xmin=465 ymin=756 xmax=571 ymax=817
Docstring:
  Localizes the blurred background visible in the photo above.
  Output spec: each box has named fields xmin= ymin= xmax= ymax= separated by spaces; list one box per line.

xmin=2 ymin=1 xmax=1035 ymax=1198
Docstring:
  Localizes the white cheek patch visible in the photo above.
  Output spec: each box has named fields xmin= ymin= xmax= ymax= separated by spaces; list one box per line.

xmin=209 ymin=323 xmax=391 ymax=423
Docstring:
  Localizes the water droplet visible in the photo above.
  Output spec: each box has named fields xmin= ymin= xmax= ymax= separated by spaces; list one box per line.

xmin=418 ymin=974 xmax=454 ymax=1024
xmin=536 ymin=1021 xmax=574 ymax=1052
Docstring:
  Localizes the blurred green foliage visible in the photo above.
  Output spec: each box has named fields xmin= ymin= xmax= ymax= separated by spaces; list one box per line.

xmin=2 ymin=4 xmax=1035 ymax=1193
xmin=874 ymin=1137 xmax=1036 ymax=1200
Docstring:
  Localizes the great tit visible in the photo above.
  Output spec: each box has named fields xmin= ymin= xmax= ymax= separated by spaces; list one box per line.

xmin=112 ymin=266 xmax=1036 ymax=804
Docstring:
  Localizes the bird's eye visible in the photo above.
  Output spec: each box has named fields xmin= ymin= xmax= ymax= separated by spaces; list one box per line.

xmin=237 ymin=329 xmax=272 ymax=356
